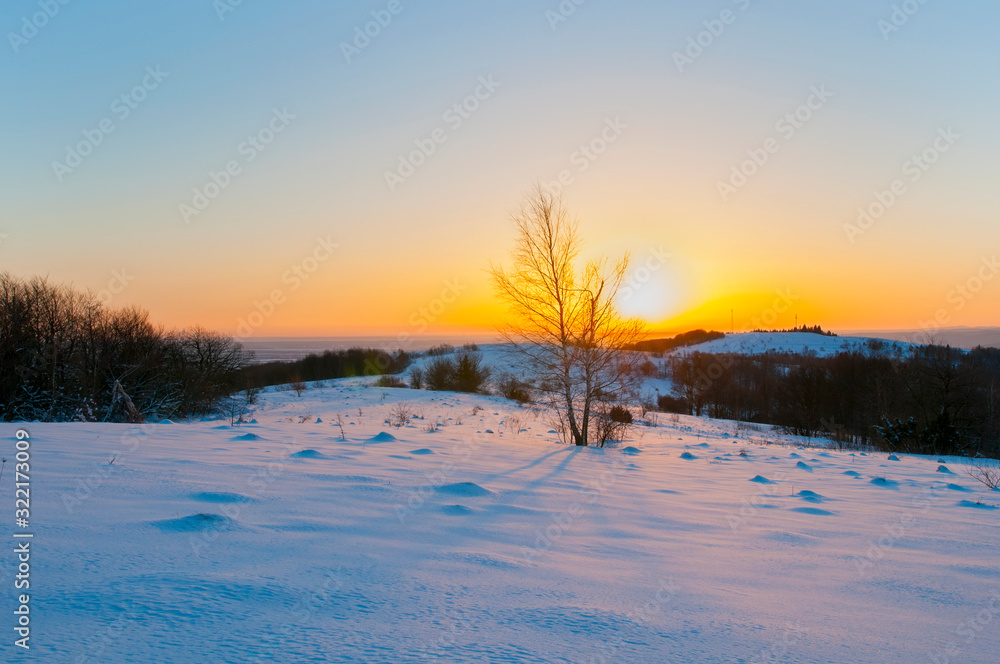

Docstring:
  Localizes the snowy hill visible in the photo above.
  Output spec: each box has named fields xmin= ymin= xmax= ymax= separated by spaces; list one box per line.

xmin=5 ymin=381 xmax=997 ymax=662
xmin=670 ymin=331 xmax=913 ymax=358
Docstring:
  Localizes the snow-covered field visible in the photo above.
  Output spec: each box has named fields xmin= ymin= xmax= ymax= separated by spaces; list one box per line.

xmin=3 ymin=380 xmax=998 ymax=663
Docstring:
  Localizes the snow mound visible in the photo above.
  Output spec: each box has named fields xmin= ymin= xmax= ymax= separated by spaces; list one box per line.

xmin=791 ymin=507 xmax=836 ymax=516
xmin=438 ymin=482 xmax=492 ymax=497
xmin=946 ymin=483 xmax=972 ymax=492
xmin=795 ymin=461 xmax=813 ymax=472
xmin=190 ymin=492 xmax=254 ymax=504
xmin=409 ymin=448 xmax=435 ymax=455
xmin=749 ymin=475 xmax=773 ymax=484
xmin=937 ymin=465 xmax=953 ymax=473
xmin=232 ymin=433 xmax=262 ymax=440
xmin=152 ymin=513 xmax=236 ymax=533
xmin=290 ymin=449 xmax=326 ymax=459
xmin=957 ymin=500 xmax=998 ymax=510
xmin=367 ymin=431 xmax=398 ymax=444
xmin=679 ymin=452 xmax=697 ymax=460
xmin=449 ymin=551 xmax=524 ymax=570
xmin=621 ymin=446 xmax=642 ymax=455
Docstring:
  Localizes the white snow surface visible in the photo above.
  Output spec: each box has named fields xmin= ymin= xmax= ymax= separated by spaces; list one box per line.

xmin=3 ymin=381 xmax=998 ymax=663
xmin=671 ymin=332 xmax=913 ymax=358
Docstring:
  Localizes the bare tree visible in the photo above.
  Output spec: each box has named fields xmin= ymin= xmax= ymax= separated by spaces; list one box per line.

xmin=490 ymin=186 xmax=645 ymax=446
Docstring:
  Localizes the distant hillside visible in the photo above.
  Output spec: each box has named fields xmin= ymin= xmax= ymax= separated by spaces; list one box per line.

xmin=669 ymin=331 xmax=913 ymax=358
xmin=626 ymin=329 xmax=725 ymax=353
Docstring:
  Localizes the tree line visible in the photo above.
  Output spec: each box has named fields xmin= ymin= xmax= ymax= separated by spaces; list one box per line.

xmin=625 ymin=329 xmax=725 ymax=354
xmin=240 ymin=348 xmax=411 ymax=389
xmin=0 ymin=273 xmax=250 ymax=422
xmin=661 ymin=341 xmax=1000 ymax=458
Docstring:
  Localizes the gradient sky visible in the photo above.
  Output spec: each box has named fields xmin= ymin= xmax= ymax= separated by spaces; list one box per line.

xmin=2 ymin=0 xmax=998 ymax=340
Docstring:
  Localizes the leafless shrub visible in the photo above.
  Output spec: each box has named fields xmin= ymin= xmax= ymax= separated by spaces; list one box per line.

xmin=967 ymin=457 xmax=1000 ymax=490
xmin=243 ymin=384 xmax=261 ymax=406
xmin=409 ymin=367 xmax=424 ymax=390
xmin=289 ymin=375 xmax=307 ymax=396
xmin=496 ymin=372 xmax=533 ymax=404
xmin=388 ymin=403 xmax=413 ymax=428
xmin=592 ymin=404 xmax=634 ymax=447
xmin=222 ymin=392 xmax=251 ymax=426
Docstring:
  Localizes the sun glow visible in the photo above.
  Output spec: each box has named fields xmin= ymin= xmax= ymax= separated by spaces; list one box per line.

xmin=616 ymin=275 xmax=676 ymax=324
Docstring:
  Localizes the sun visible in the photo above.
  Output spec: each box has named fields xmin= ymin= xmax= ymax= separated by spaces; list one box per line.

xmin=616 ymin=275 xmax=675 ymax=324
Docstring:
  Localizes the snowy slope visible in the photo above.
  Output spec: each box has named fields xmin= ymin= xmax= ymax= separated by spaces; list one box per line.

xmin=671 ymin=332 xmax=913 ymax=358
xmin=2 ymin=383 xmax=998 ymax=663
